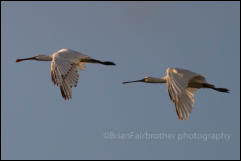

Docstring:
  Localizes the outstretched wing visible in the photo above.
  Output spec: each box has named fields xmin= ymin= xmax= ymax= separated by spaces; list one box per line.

xmin=51 ymin=52 xmax=86 ymax=100
xmin=166 ymin=68 xmax=205 ymax=120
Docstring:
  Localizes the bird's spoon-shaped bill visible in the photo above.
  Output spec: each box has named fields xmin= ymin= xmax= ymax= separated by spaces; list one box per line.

xmin=16 ymin=57 xmax=36 ymax=63
xmin=122 ymin=79 xmax=144 ymax=84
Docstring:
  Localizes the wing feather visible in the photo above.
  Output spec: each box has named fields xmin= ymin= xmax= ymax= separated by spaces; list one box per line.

xmin=63 ymin=64 xmax=79 ymax=88
xmin=51 ymin=52 xmax=86 ymax=100
xmin=166 ymin=68 xmax=201 ymax=120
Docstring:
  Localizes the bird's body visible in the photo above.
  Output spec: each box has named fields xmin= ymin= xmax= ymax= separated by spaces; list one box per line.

xmin=16 ymin=48 xmax=116 ymax=100
xmin=123 ymin=68 xmax=229 ymax=120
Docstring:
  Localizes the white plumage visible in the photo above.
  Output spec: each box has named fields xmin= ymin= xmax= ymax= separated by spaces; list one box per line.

xmin=123 ymin=68 xmax=229 ymax=120
xmin=50 ymin=49 xmax=89 ymax=100
xmin=16 ymin=48 xmax=116 ymax=100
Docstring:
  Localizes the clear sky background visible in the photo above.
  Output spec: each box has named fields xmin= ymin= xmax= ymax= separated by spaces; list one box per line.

xmin=1 ymin=1 xmax=240 ymax=160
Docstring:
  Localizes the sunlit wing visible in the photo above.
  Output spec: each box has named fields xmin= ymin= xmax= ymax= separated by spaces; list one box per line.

xmin=173 ymin=88 xmax=197 ymax=120
xmin=166 ymin=68 xmax=205 ymax=120
xmin=51 ymin=53 xmax=86 ymax=100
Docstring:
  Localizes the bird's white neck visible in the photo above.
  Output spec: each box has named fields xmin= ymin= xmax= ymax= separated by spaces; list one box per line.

xmin=145 ymin=77 xmax=167 ymax=83
xmin=35 ymin=55 xmax=52 ymax=61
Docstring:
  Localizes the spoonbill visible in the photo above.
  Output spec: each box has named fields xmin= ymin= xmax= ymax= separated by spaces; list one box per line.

xmin=16 ymin=48 xmax=116 ymax=100
xmin=122 ymin=68 xmax=229 ymax=120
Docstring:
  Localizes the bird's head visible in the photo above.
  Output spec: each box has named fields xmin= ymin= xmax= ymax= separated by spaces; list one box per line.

xmin=143 ymin=77 xmax=151 ymax=82
xmin=34 ymin=54 xmax=52 ymax=61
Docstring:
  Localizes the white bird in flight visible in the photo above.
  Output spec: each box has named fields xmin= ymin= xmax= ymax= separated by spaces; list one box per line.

xmin=16 ymin=48 xmax=116 ymax=100
xmin=122 ymin=68 xmax=229 ymax=120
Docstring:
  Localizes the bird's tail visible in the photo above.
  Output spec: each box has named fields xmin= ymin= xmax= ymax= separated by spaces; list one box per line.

xmin=202 ymin=83 xmax=230 ymax=93
xmin=88 ymin=59 xmax=116 ymax=65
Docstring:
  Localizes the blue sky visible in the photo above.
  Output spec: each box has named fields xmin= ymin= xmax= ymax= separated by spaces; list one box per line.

xmin=2 ymin=1 xmax=240 ymax=160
